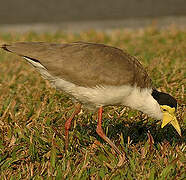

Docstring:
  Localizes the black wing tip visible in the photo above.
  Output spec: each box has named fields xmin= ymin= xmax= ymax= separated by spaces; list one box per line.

xmin=1 ymin=44 xmax=12 ymax=52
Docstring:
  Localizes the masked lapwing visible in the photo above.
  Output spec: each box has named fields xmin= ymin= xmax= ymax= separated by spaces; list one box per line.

xmin=1 ymin=42 xmax=181 ymax=155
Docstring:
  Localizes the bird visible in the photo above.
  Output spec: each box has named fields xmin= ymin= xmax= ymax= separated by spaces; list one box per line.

xmin=1 ymin=42 xmax=181 ymax=155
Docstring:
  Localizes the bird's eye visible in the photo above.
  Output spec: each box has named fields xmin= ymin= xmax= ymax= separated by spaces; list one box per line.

xmin=162 ymin=109 xmax=166 ymax=112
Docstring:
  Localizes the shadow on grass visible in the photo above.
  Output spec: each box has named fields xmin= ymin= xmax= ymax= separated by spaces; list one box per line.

xmin=75 ymin=116 xmax=185 ymax=149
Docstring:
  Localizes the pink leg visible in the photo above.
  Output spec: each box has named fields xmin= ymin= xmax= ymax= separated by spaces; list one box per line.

xmin=65 ymin=103 xmax=81 ymax=151
xmin=96 ymin=107 xmax=122 ymax=155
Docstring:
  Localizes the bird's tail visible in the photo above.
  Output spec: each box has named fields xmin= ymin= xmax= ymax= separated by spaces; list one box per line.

xmin=1 ymin=44 xmax=12 ymax=52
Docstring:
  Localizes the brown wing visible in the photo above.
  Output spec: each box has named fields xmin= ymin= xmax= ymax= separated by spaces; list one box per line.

xmin=1 ymin=42 xmax=152 ymax=88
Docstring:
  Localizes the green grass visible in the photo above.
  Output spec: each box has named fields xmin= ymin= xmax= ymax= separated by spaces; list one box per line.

xmin=0 ymin=27 xmax=185 ymax=179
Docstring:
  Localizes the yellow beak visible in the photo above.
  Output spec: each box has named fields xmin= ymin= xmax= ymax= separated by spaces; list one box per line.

xmin=161 ymin=105 xmax=181 ymax=136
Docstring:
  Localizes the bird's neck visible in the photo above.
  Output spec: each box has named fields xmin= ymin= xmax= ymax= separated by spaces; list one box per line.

xmin=151 ymin=89 xmax=161 ymax=102
xmin=124 ymin=87 xmax=163 ymax=120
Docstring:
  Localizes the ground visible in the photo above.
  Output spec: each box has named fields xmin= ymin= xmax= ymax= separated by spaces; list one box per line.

xmin=0 ymin=27 xmax=185 ymax=179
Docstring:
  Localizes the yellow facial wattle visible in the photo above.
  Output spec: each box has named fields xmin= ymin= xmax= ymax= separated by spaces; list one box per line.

xmin=160 ymin=105 xmax=181 ymax=136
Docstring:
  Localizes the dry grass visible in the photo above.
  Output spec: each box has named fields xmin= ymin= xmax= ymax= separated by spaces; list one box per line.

xmin=0 ymin=27 xmax=185 ymax=179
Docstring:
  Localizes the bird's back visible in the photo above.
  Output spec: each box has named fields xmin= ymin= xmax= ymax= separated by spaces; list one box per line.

xmin=2 ymin=42 xmax=152 ymax=89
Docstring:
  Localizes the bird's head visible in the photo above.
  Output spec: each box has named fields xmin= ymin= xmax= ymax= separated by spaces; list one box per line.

xmin=152 ymin=89 xmax=181 ymax=136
